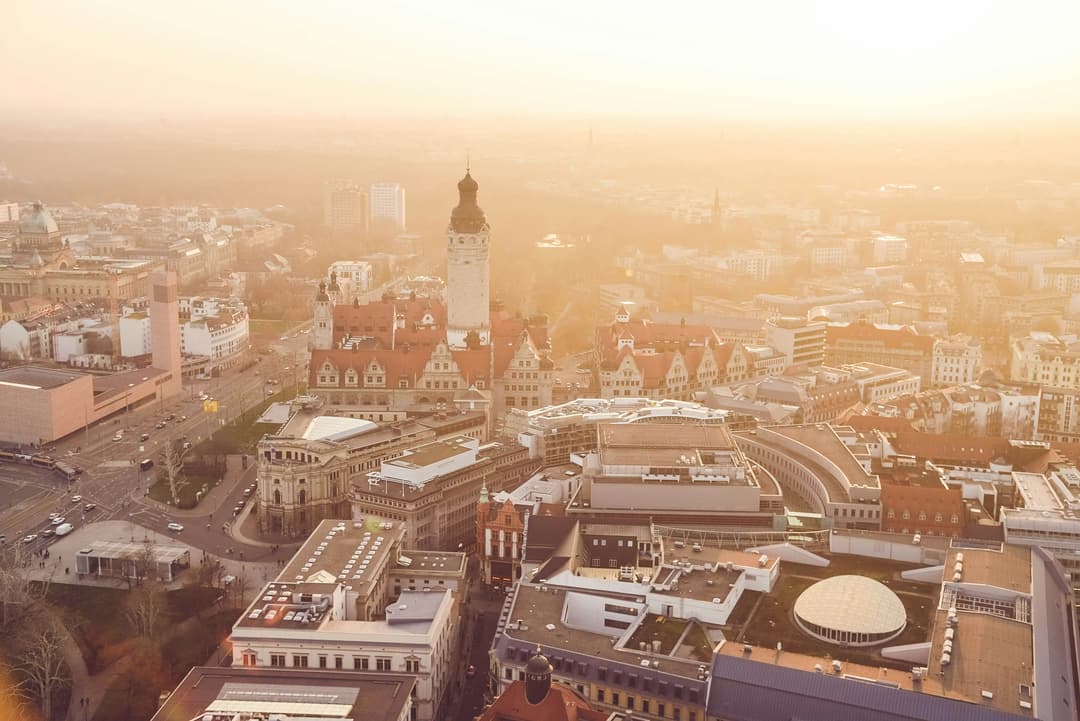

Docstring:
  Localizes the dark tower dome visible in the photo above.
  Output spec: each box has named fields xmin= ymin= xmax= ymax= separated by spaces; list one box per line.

xmin=524 ymin=645 xmax=552 ymax=705
xmin=328 ymin=271 xmax=340 ymax=292
xmin=450 ymin=169 xmax=486 ymax=233
xmin=315 ymin=281 xmax=330 ymax=303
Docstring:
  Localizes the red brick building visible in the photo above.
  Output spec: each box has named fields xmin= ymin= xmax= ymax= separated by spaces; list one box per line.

xmin=477 ymin=482 xmax=527 ymax=589
xmin=879 ymin=467 xmax=965 ymax=537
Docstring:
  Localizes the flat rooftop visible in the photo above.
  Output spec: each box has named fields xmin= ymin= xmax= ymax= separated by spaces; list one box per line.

xmin=599 ymin=423 xmax=737 ymax=451
xmin=278 ymin=519 xmax=403 ymax=599
xmin=763 ymin=425 xmax=878 ymax=490
xmin=397 ymin=550 xmax=466 ymax=576
xmin=76 ymin=540 xmax=190 ymax=564
xmin=150 ymin=667 xmax=414 ymax=721
xmin=661 ymin=542 xmax=780 ymax=574
xmin=0 ymin=365 xmax=86 ymax=390
xmin=1013 ymin=471 xmax=1063 ymax=511
xmin=384 ymin=435 xmax=474 ymax=470
xmin=504 ymin=584 xmax=711 ymax=679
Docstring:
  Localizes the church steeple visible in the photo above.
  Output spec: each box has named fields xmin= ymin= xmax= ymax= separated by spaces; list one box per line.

xmin=479 ymin=478 xmax=489 ymax=505
xmin=450 ymin=168 xmax=486 ymax=233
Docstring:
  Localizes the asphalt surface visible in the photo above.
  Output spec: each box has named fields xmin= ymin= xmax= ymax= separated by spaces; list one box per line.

xmin=0 ymin=326 xmax=314 ymax=558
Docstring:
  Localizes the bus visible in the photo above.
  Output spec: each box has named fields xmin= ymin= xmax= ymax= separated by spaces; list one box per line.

xmin=30 ymin=455 xmax=57 ymax=470
xmin=54 ymin=461 xmax=81 ymax=481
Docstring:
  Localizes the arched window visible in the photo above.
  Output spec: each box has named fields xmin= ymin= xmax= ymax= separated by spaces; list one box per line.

xmin=902 ymin=510 xmax=911 ymax=520
xmin=299 ymin=490 xmax=307 ymax=505
xmin=887 ymin=509 xmax=895 ymax=519
xmin=273 ymin=489 xmax=282 ymax=505
xmin=917 ymin=511 xmax=927 ymax=521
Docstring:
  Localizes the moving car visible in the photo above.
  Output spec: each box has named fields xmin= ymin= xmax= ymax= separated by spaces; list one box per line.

xmin=112 ymin=433 xmax=123 ymax=442
xmin=22 ymin=534 xmax=37 ymax=544
xmin=50 ymin=516 xmax=65 ymax=526
xmin=55 ymin=523 xmax=74 ymax=537
xmin=140 ymin=432 xmax=151 ymax=441
xmin=84 ymin=503 xmax=96 ymax=511
xmin=167 ymin=522 xmax=184 ymax=532
xmin=41 ymin=529 xmax=55 ymax=538
xmin=71 ymin=495 xmax=82 ymax=503
xmin=155 ymin=421 xmax=167 ymax=429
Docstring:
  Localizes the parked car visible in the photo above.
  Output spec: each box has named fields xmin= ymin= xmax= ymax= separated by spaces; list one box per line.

xmin=140 ymin=432 xmax=151 ymax=441
xmin=84 ymin=503 xmax=96 ymax=511
xmin=112 ymin=433 xmax=123 ymax=442
xmin=71 ymin=495 xmax=82 ymax=503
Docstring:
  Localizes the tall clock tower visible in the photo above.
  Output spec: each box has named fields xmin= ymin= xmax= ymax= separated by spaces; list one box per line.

xmin=446 ymin=169 xmax=491 ymax=348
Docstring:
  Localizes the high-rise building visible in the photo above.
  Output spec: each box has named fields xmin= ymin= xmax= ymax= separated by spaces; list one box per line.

xmin=446 ymin=170 xmax=490 ymax=348
xmin=323 ymin=180 xmax=367 ymax=237
xmin=149 ymin=271 xmax=182 ymax=398
xmin=369 ymin=182 xmax=406 ymax=231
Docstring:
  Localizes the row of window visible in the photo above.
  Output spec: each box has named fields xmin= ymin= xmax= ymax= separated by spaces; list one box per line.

xmin=262 ymin=653 xmax=416 ymax=672
xmin=886 ymin=508 xmax=960 ymax=524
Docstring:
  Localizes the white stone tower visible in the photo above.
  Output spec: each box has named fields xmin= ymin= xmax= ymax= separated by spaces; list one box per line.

xmin=312 ymin=281 xmax=333 ymax=350
xmin=446 ymin=168 xmax=490 ymax=348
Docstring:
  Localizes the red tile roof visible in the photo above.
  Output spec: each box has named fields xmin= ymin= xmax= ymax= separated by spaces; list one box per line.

xmin=309 ymin=347 xmax=430 ymax=387
xmin=477 ymin=680 xmax=608 ymax=721
xmin=826 ymin=322 xmax=934 ymax=351
xmin=332 ymin=297 xmax=446 ymax=347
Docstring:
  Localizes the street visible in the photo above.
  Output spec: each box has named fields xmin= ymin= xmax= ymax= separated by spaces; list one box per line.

xmin=0 ymin=326 xmax=313 ymax=559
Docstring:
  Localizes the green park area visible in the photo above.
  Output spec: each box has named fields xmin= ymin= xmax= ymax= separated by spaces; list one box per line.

xmin=147 ymin=387 xmax=296 ymax=508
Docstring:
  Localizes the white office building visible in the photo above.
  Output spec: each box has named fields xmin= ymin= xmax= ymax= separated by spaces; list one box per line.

xmin=370 ymin=183 xmax=407 ymax=231
xmin=230 ymin=520 xmax=462 ymax=721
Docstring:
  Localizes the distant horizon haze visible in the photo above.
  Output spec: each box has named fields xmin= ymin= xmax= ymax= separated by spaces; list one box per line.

xmin=3 ymin=0 xmax=1080 ymax=122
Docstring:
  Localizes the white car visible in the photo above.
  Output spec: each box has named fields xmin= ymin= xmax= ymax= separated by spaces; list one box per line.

xmin=21 ymin=534 xmax=37 ymax=544
xmin=167 ymin=522 xmax=184 ymax=532
xmin=50 ymin=517 xmax=65 ymax=526
xmin=71 ymin=495 xmax=82 ymax=503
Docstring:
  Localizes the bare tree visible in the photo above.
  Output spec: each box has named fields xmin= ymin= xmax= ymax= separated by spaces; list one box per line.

xmin=161 ymin=438 xmax=186 ymax=505
xmin=0 ymin=543 xmax=53 ymax=626
xmin=125 ymin=540 xmax=167 ymax=642
xmin=11 ymin=610 xmax=70 ymax=721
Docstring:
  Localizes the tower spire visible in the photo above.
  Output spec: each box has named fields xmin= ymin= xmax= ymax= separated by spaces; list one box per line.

xmin=479 ymin=478 xmax=489 ymax=504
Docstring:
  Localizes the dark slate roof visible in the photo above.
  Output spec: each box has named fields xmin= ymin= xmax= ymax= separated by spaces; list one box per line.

xmin=523 ymin=516 xmax=577 ymax=562
xmin=494 ymin=635 xmax=708 ymax=703
xmin=707 ymin=655 xmax=1030 ymax=721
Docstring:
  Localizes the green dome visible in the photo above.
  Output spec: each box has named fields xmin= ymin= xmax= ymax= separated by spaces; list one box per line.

xmin=20 ymin=202 xmax=59 ymax=234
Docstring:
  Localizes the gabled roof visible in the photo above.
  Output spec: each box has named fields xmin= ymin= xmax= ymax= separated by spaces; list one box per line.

xmin=332 ymin=297 xmax=446 ymax=347
xmin=451 ymin=348 xmax=492 ymax=383
xmin=477 ymin=679 xmax=608 ymax=721
xmin=309 ymin=347 xmax=430 ymax=387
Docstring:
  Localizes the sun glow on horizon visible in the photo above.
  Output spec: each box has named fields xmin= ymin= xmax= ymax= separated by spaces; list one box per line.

xmin=3 ymin=0 xmax=1079 ymax=121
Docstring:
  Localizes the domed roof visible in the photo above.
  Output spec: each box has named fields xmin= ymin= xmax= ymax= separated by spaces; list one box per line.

xmin=20 ymin=202 xmax=59 ymax=235
xmin=457 ymin=171 xmax=478 ymax=194
xmin=450 ymin=170 xmax=486 ymax=233
xmin=794 ymin=575 xmax=906 ymax=638
xmin=525 ymin=648 xmax=551 ymax=675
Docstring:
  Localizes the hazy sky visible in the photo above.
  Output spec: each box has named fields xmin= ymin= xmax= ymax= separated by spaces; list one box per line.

xmin=4 ymin=0 xmax=1080 ymax=121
